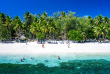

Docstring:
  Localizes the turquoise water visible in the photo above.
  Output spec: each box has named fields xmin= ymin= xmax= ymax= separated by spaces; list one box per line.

xmin=0 ymin=53 xmax=110 ymax=73
xmin=0 ymin=53 xmax=110 ymax=67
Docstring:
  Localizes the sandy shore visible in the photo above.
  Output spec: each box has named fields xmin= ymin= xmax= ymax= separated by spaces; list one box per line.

xmin=0 ymin=42 xmax=110 ymax=55
xmin=0 ymin=42 xmax=110 ymax=67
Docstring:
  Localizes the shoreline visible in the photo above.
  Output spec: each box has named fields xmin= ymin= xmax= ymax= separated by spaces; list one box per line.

xmin=0 ymin=42 xmax=110 ymax=55
xmin=0 ymin=42 xmax=110 ymax=67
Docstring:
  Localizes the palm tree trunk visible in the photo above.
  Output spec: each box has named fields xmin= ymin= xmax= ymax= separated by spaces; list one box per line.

xmin=36 ymin=33 xmax=38 ymax=42
xmin=51 ymin=32 xmax=54 ymax=40
xmin=46 ymin=34 xmax=48 ymax=40
xmin=33 ymin=34 xmax=34 ymax=41
xmin=29 ymin=30 xmax=31 ymax=40
xmin=53 ymin=33 xmax=54 ymax=40
xmin=9 ymin=27 xmax=11 ymax=41
xmin=99 ymin=35 xmax=101 ymax=42
xmin=45 ymin=33 xmax=47 ymax=39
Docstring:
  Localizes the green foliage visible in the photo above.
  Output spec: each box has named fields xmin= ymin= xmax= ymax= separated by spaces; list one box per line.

xmin=106 ymin=32 xmax=110 ymax=39
xmin=0 ymin=27 xmax=9 ymax=40
xmin=37 ymin=32 xmax=45 ymax=39
xmin=0 ymin=11 xmax=110 ymax=41
xmin=68 ymin=30 xmax=84 ymax=41
xmin=86 ymin=29 xmax=96 ymax=39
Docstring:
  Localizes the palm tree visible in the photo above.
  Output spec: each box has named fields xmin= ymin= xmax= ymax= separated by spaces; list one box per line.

xmin=94 ymin=23 xmax=107 ymax=41
xmin=103 ymin=16 xmax=110 ymax=39
xmin=30 ymin=23 xmax=36 ymax=40
xmin=30 ymin=15 xmax=39 ymax=40
xmin=38 ymin=14 xmax=41 ymax=18
xmin=61 ymin=11 xmax=66 ymax=17
xmin=0 ymin=13 xmax=6 ymax=24
xmin=42 ymin=11 xmax=47 ymax=18
xmin=13 ymin=16 xmax=22 ymax=41
xmin=38 ymin=15 xmax=48 ymax=39
xmin=0 ymin=13 xmax=9 ymax=40
xmin=97 ymin=15 xmax=103 ymax=25
xmin=104 ymin=16 xmax=109 ymax=24
xmin=6 ymin=16 xmax=12 ymax=41
xmin=47 ymin=18 xmax=55 ymax=39
xmin=24 ymin=11 xmax=33 ymax=39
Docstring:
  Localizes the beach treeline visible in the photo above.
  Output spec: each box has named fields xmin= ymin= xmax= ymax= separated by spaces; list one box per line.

xmin=0 ymin=11 xmax=110 ymax=41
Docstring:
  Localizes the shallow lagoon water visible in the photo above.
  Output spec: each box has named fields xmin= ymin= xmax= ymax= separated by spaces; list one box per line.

xmin=0 ymin=53 xmax=110 ymax=67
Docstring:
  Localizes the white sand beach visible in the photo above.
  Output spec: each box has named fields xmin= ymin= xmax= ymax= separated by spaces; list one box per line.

xmin=0 ymin=42 xmax=110 ymax=55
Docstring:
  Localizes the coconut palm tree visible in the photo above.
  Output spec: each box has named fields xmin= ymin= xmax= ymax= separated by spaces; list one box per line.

xmin=30 ymin=15 xmax=40 ymax=40
xmin=6 ymin=15 xmax=12 ymax=41
xmin=104 ymin=16 xmax=109 ymax=24
xmin=42 ymin=11 xmax=47 ymax=18
xmin=94 ymin=23 xmax=107 ymax=41
xmin=97 ymin=15 xmax=103 ymax=25
xmin=47 ymin=18 xmax=55 ymax=39
xmin=13 ymin=16 xmax=22 ymax=40
xmin=0 ymin=13 xmax=6 ymax=24
xmin=24 ymin=11 xmax=33 ymax=39
xmin=61 ymin=11 xmax=66 ymax=17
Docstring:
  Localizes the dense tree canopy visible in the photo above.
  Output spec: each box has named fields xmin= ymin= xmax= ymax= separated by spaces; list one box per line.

xmin=0 ymin=11 xmax=110 ymax=41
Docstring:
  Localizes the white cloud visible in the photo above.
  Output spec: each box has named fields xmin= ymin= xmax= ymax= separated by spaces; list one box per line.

xmin=84 ymin=15 xmax=89 ymax=18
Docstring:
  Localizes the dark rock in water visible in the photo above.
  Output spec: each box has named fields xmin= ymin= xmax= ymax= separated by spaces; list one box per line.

xmin=45 ymin=60 xmax=49 ymax=62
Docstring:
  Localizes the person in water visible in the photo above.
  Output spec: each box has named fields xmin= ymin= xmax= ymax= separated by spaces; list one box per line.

xmin=58 ymin=56 xmax=61 ymax=60
xmin=20 ymin=59 xmax=23 ymax=62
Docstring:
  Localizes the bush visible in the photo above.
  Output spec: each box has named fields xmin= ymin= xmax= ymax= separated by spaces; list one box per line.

xmin=68 ymin=30 xmax=84 ymax=41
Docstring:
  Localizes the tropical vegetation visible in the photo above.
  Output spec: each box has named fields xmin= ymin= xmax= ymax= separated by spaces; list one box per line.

xmin=0 ymin=11 xmax=110 ymax=42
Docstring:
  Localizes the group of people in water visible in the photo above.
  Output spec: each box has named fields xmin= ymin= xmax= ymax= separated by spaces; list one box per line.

xmin=20 ymin=56 xmax=61 ymax=62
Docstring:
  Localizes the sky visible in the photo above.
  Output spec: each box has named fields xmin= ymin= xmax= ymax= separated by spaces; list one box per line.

xmin=0 ymin=0 xmax=110 ymax=20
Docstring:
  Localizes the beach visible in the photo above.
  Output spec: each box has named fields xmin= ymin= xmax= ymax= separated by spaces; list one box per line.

xmin=0 ymin=42 xmax=110 ymax=55
xmin=0 ymin=42 xmax=110 ymax=67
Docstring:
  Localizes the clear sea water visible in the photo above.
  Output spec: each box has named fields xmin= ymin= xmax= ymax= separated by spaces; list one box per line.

xmin=0 ymin=53 xmax=110 ymax=67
